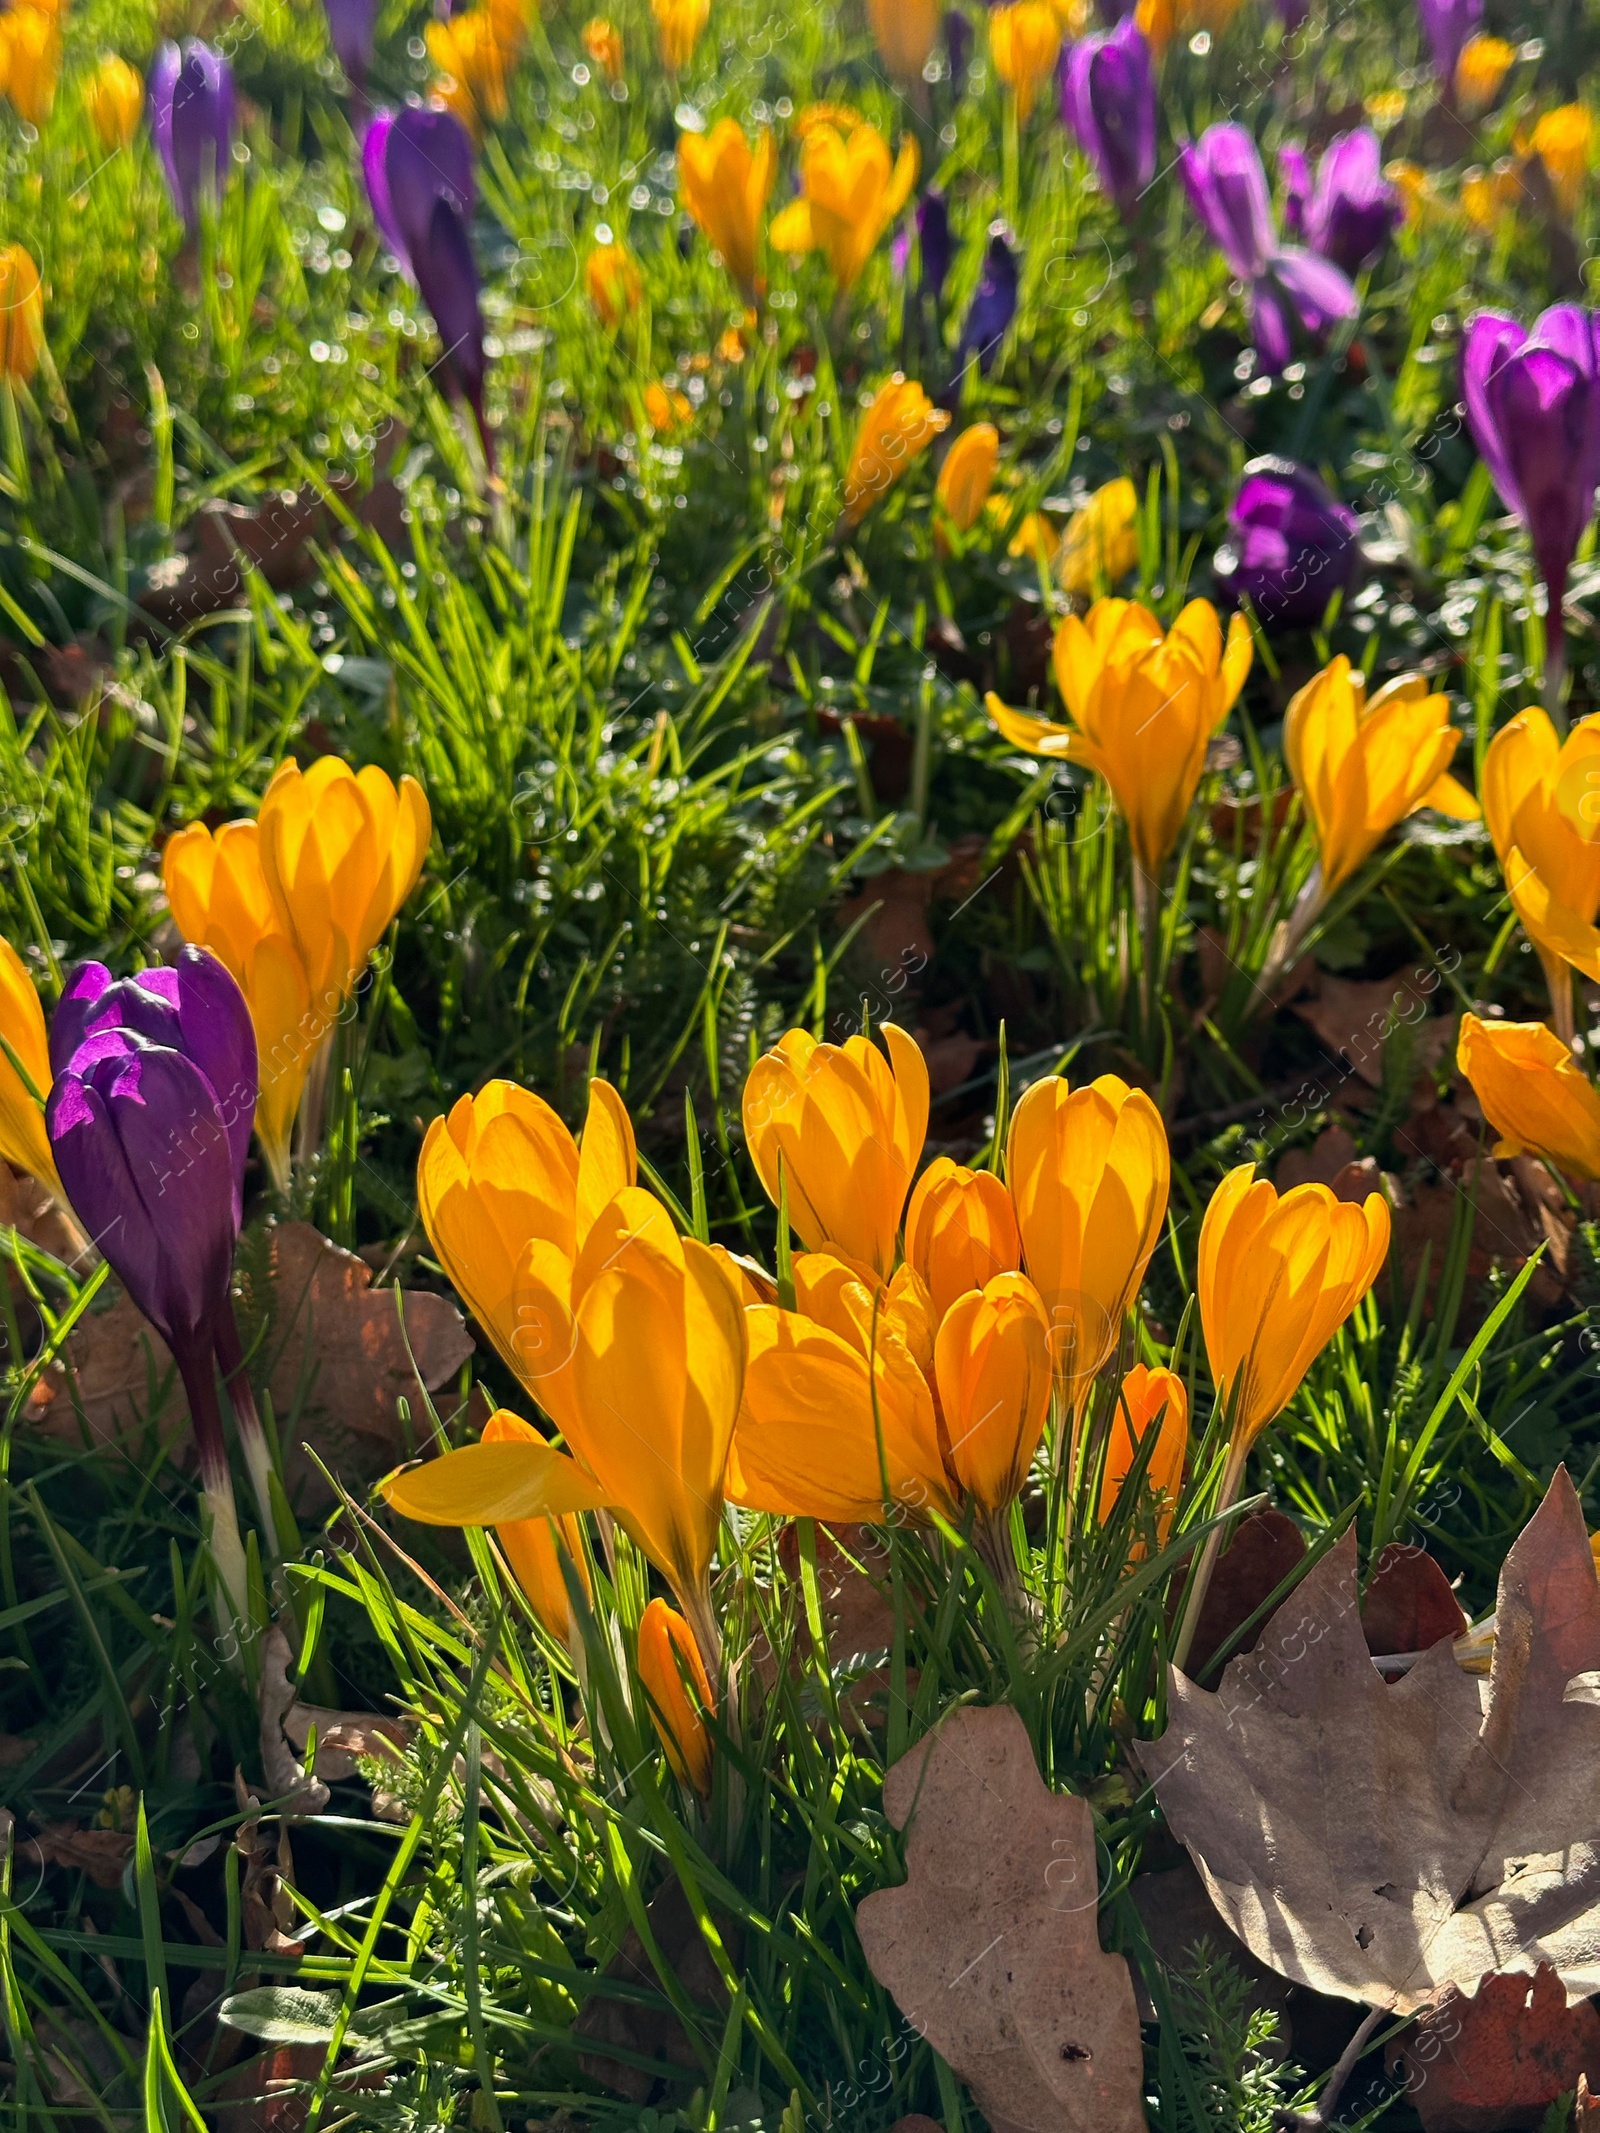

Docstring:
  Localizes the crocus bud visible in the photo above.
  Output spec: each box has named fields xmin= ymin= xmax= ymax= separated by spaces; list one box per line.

xmin=1214 ymin=456 xmax=1359 ymax=630
xmin=868 ymin=0 xmax=941 ymax=81
xmin=936 ymin=422 xmax=1000 ymax=534
xmin=0 ymin=245 xmax=42 ymax=389
xmin=1528 ymin=106 xmax=1595 ymax=223
xmin=959 ymin=231 xmax=1019 ymax=375
xmin=0 ymin=4 xmax=60 ymax=128
xmin=1453 ymin=32 xmax=1514 ymax=117
xmin=1301 ymin=129 xmax=1401 ymax=277
xmin=583 ymin=241 xmax=642 ymax=327
xmin=1061 ymin=17 xmax=1156 ymax=220
xmin=1284 ymin=655 xmax=1476 ymax=895
xmin=0 ymin=937 xmax=59 ymax=1192
xmin=651 ymin=0 xmax=710 ymax=71
xmin=917 ymin=189 xmax=953 ymax=304
xmin=1462 ymin=306 xmax=1600 ymax=691
xmin=677 ymin=121 xmax=775 ymax=302
xmin=1417 ymin=0 xmax=1482 ymax=85
xmin=637 ymin=1597 xmax=714 ymax=1794
xmin=1057 ymin=475 xmax=1139 ymax=596
xmin=1179 ymin=122 xmax=1275 ymax=281
xmin=483 ymin=1410 xmax=592 ymax=1641
xmin=944 ymin=8 xmax=972 ymax=84
xmin=743 ymin=1025 xmax=930 ymax=1280
xmin=1481 ymin=709 xmax=1600 ymax=1026
xmin=83 ymin=54 xmax=144 ymax=149
xmin=323 ymin=0 xmax=379 ymax=86
xmin=1199 ymin=1165 xmax=1388 ymax=1448
xmin=936 ymin=1273 xmax=1052 ymax=1515
xmin=904 ymin=1157 xmax=1022 ymax=1321
xmin=840 ymin=375 xmax=951 ymax=527
xmin=1005 ymin=1073 xmax=1169 ymax=1413
xmin=1459 ymin=1015 xmax=1600 ymax=1182
xmin=989 ymin=0 xmax=1061 ymax=120
xmin=148 ymin=40 xmax=235 ymax=231
xmin=582 ymin=17 xmax=625 ymax=80
xmin=364 ymin=106 xmax=489 ymax=443
xmin=1098 ymin=1363 xmax=1187 ymax=1546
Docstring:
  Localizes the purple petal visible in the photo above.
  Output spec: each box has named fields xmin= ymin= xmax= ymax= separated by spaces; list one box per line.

xmin=149 ymin=41 xmax=234 ymax=229
xmin=1180 ymin=124 xmax=1276 ymax=281
xmin=323 ymin=0 xmax=379 ymax=84
xmin=1065 ymin=20 xmax=1156 ymax=217
xmin=49 ymin=963 xmax=115 ymax=1079
xmin=1417 ymin=0 xmax=1482 ymax=80
xmin=382 ymin=106 xmax=476 ymax=274
xmin=1216 ymin=455 xmax=1360 ymax=628
xmin=414 ymin=194 xmax=487 ymax=418
xmin=1278 ymin=142 xmax=1312 ymax=240
xmin=1271 ymin=245 xmax=1359 ymax=335
xmin=1248 ymin=281 xmax=1293 ymax=374
xmin=1461 ymin=310 xmax=1529 ymax=516
xmin=363 ymin=111 xmax=406 ymax=267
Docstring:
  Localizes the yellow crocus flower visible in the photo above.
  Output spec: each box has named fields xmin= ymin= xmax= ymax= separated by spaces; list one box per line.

xmin=770 ymin=117 xmax=919 ymax=291
xmin=903 ymin=1156 xmax=1022 ymax=1323
xmin=1136 ymin=0 xmax=1240 ymax=54
xmin=1454 ymin=34 xmax=1515 ymax=118
xmin=989 ymin=1 xmax=1061 ymax=119
xmin=426 ymin=6 xmax=518 ymax=134
xmin=935 ymin=423 xmax=1000 ymax=535
xmin=841 ymin=375 xmax=950 ymax=528
xmin=637 ymin=1597 xmax=714 ymax=1793
xmin=481 ymin=1410 xmax=592 ymax=1642
xmin=1458 ymin=1013 xmax=1600 ymax=1183
xmin=0 ymin=936 xmax=59 ymax=1192
xmin=581 ymin=16 xmax=624 ymax=81
xmin=0 ymin=245 xmax=42 ymax=387
xmin=82 ymin=54 xmax=143 ymax=149
xmin=0 ymin=4 xmax=60 ymax=128
xmin=652 ymin=0 xmax=709 ymax=71
xmin=742 ymin=1023 xmax=929 ymax=1281
xmin=1482 ymin=708 xmax=1600 ymax=1031
xmin=583 ymin=241 xmax=643 ymax=327
xmin=1283 ymin=656 xmax=1477 ymax=898
xmin=867 ymin=0 xmax=941 ymax=81
xmin=677 ymin=120 xmax=775 ymax=301
xmin=1527 ymin=104 xmax=1594 ymax=218
xmin=986 ymin=597 xmax=1253 ymax=876
xmin=1005 ymin=1072 xmax=1170 ymax=1415
xmin=935 ymin=1274 xmax=1052 ymax=1516
xmin=1098 ymin=1364 xmax=1187 ymax=1549
xmin=1198 ymin=1164 xmax=1388 ymax=1450
xmin=1057 ymin=476 xmax=1139 ymax=597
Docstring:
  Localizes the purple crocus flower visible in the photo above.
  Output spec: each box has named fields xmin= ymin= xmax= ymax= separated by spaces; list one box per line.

xmin=1302 ymin=130 xmax=1402 ymax=277
xmin=363 ymin=107 xmax=488 ymax=448
xmin=1417 ymin=0 xmax=1482 ymax=83
xmin=918 ymin=190 xmax=954 ymax=305
xmin=1278 ymin=142 xmax=1312 ymax=240
xmin=1214 ymin=457 xmax=1360 ymax=629
xmin=944 ymin=8 xmax=972 ymax=83
xmin=1274 ymin=0 xmax=1309 ymax=27
xmin=1463 ymin=306 xmax=1600 ymax=702
xmin=1061 ymin=17 xmax=1156 ymax=220
xmin=324 ymin=0 xmax=380 ymax=87
xmin=148 ymin=40 xmax=235 ymax=232
xmin=1179 ymin=123 xmax=1358 ymax=374
xmin=959 ymin=230 xmax=1019 ymax=374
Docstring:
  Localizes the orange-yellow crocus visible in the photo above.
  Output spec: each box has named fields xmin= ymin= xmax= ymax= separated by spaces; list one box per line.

xmin=427 ymin=0 xmax=526 ymax=134
xmin=1283 ymin=656 xmax=1478 ymax=898
xmin=867 ymin=0 xmax=941 ymax=81
xmin=581 ymin=15 xmax=624 ymax=81
xmin=989 ymin=1 xmax=1061 ymax=119
xmin=935 ymin=1273 xmax=1053 ymax=1515
xmin=0 ymin=245 xmax=42 ymax=388
xmin=987 ymin=598 xmax=1253 ymax=876
xmin=1527 ymin=104 xmax=1594 ymax=218
xmin=841 ymin=376 xmax=950 ymax=529
xmin=677 ymin=120 xmax=775 ymax=301
xmin=935 ymin=423 xmax=1000 ymax=536
xmin=1135 ymin=0 xmax=1240 ymax=54
xmin=652 ymin=0 xmax=709 ymax=71
xmin=638 ymin=1597 xmax=714 ymax=1792
xmin=770 ymin=117 xmax=919 ymax=292
xmin=1457 ymin=1013 xmax=1600 ymax=1183
xmin=583 ymin=242 xmax=643 ymax=328
xmin=481 ymin=1410 xmax=592 ymax=1641
xmin=0 ymin=4 xmax=59 ymax=128
xmin=1481 ymin=708 xmax=1600 ymax=1035
xmin=0 ymin=936 xmax=59 ymax=1192
xmin=83 ymin=54 xmax=143 ymax=148
xmin=903 ymin=1157 xmax=1022 ymax=1322
xmin=416 ymin=1076 xmax=636 ymax=1433
xmin=743 ymin=1024 xmax=929 ymax=1281
xmin=644 ymin=381 xmax=692 ymax=431
xmin=1098 ymin=1363 xmax=1187 ymax=1545
xmin=1454 ymin=34 xmax=1514 ymax=117
xmin=1057 ymin=477 xmax=1139 ymax=597
xmin=1198 ymin=1164 xmax=1389 ymax=1451
xmin=1006 ymin=1073 xmax=1170 ymax=1414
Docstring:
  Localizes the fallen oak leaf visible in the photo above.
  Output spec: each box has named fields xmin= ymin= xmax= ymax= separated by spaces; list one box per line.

xmin=856 ymin=1704 xmax=1145 ymax=2133
xmin=1137 ymin=1467 xmax=1600 ymax=2014
xmin=1390 ymin=1964 xmax=1600 ymax=2133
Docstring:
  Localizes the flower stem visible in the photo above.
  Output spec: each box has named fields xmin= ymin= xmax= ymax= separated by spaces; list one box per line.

xmin=175 ymin=1340 xmax=250 ymax=1644
xmin=1170 ymin=1434 xmax=1249 ymax=1676
xmin=214 ymin=1300 xmax=282 ymax=1559
xmin=1545 ymin=597 xmax=1569 ymax=737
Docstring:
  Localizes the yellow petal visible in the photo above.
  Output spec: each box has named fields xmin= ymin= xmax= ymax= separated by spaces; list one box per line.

xmin=383 ymin=1439 xmax=612 ymax=1525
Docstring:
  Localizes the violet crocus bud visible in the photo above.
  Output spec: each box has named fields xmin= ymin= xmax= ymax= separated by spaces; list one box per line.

xmin=324 ymin=0 xmax=380 ymax=87
xmin=1417 ymin=0 xmax=1482 ymax=84
xmin=1304 ymin=129 xmax=1402 ymax=277
xmin=918 ymin=189 xmax=954 ymax=305
xmin=1463 ymin=306 xmax=1600 ymax=709
xmin=1061 ymin=16 xmax=1156 ymax=220
xmin=364 ymin=107 xmax=489 ymax=450
xmin=1214 ymin=456 xmax=1360 ymax=628
xmin=1278 ymin=142 xmax=1313 ymax=240
xmin=148 ymin=40 xmax=235 ymax=232
xmin=959 ymin=230 xmax=1019 ymax=375
xmin=944 ymin=8 xmax=972 ymax=84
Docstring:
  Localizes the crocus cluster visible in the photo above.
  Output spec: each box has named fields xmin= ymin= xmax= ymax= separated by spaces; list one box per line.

xmin=1180 ymin=123 xmax=1358 ymax=373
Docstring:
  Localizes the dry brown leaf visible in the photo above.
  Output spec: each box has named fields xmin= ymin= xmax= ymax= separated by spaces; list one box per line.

xmin=0 ymin=1162 xmax=80 ymax=1259
xmin=1139 ymin=1468 xmax=1600 ymax=2014
xmin=856 ymin=1704 xmax=1144 ymax=2133
xmin=1361 ymin=1543 xmax=1469 ymax=1664
xmin=1390 ymin=1963 xmax=1600 ymax=2133
xmin=1295 ymin=973 xmax=1454 ymax=1092
xmin=1580 ymin=2070 xmax=1600 ymax=2121
xmin=8 ymin=1818 xmax=134 ymax=1891
xmin=1182 ymin=1507 xmax=1307 ymax=1682
xmin=280 ymin=1703 xmax=408 ymax=1785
